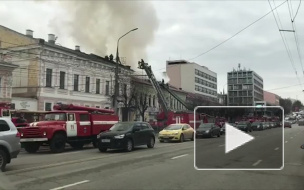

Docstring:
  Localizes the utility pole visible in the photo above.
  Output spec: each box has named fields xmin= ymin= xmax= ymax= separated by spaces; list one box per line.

xmin=113 ymin=28 xmax=138 ymax=115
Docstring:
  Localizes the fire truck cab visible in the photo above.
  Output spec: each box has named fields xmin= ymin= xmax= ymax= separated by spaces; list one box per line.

xmin=19 ymin=104 xmax=119 ymax=153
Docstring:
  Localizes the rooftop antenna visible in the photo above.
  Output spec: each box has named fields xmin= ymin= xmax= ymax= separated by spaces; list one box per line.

xmin=238 ymin=63 xmax=241 ymax=71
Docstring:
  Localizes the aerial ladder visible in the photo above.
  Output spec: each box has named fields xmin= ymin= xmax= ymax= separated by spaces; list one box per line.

xmin=138 ymin=59 xmax=170 ymax=120
xmin=138 ymin=59 xmax=214 ymax=126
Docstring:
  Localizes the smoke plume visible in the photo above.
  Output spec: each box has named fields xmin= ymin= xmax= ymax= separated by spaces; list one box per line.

xmin=47 ymin=1 xmax=159 ymax=69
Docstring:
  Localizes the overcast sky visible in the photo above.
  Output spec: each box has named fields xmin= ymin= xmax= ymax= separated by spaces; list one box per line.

xmin=1 ymin=0 xmax=304 ymax=102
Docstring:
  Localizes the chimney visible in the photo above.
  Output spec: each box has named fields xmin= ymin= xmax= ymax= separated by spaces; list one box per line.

xmin=75 ymin=45 xmax=80 ymax=51
xmin=48 ymin=34 xmax=56 ymax=44
xmin=26 ymin=29 xmax=33 ymax=38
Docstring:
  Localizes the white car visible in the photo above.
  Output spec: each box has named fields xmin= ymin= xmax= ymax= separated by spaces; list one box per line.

xmin=0 ymin=118 xmax=21 ymax=172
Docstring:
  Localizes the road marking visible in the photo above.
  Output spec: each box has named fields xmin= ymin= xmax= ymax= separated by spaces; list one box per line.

xmin=50 ymin=180 xmax=90 ymax=190
xmin=218 ymin=144 xmax=225 ymax=147
xmin=285 ymin=141 xmax=288 ymax=143
xmin=171 ymin=154 xmax=188 ymax=160
xmin=54 ymin=151 xmax=81 ymax=156
xmin=252 ymin=160 xmax=262 ymax=166
xmin=274 ymin=147 xmax=279 ymax=151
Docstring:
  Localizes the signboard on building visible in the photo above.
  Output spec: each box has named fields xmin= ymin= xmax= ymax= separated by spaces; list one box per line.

xmin=11 ymin=98 xmax=38 ymax=111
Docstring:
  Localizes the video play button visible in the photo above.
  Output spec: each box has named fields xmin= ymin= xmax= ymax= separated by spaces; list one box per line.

xmin=225 ymin=123 xmax=255 ymax=154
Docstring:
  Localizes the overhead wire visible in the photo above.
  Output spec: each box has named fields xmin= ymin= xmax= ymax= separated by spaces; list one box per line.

xmin=267 ymin=0 xmax=303 ymax=90
xmin=187 ymin=0 xmax=288 ymax=61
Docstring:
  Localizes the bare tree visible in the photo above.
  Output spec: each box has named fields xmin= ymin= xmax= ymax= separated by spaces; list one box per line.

xmin=135 ymin=92 xmax=149 ymax=121
xmin=121 ymin=82 xmax=137 ymax=121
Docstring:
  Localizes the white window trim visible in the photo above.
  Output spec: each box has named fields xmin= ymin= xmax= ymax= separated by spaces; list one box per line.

xmin=44 ymin=101 xmax=53 ymax=111
xmin=73 ymin=72 xmax=81 ymax=91
xmin=59 ymin=70 xmax=67 ymax=90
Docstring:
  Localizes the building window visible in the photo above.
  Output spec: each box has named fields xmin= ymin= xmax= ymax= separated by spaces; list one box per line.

xmin=105 ymin=81 xmax=110 ymax=95
xmin=45 ymin=102 xmax=52 ymax=111
xmin=149 ymin=95 xmax=151 ymax=106
xmin=153 ymin=95 xmax=155 ymax=107
xmin=46 ymin=68 xmax=52 ymax=87
xmin=59 ymin=71 xmax=65 ymax=89
xmin=96 ymin=79 xmax=100 ymax=94
xmin=85 ymin=77 xmax=90 ymax=93
xmin=74 ymin=74 xmax=79 ymax=91
xmin=123 ymin=84 xmax=127 ymax=95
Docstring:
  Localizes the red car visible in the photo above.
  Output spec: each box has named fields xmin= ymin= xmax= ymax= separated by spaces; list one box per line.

xmin=284 ymin=121 xmax=292 ymax=128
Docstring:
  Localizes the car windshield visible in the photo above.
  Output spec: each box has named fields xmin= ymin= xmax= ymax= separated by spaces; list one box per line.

xmin=164 ymin=125 xmax=183 ymax=130
xmin=199 ymin=123 xmax=213 ymax=128
xmin=109 ymin=123 xmax=134 ymax=131
xmin=44 ymin=113 xmax=67 ymax=121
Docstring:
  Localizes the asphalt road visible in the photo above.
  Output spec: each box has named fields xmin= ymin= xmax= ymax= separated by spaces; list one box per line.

xmin=0 ymin=124 xmax=303 ymax=190
xmin=195 ymin=126 xmax=283 ymax=169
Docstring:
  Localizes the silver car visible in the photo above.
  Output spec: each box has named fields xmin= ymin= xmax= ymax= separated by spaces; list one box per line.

xmin=298 ymin=119 xmax=304 ymax=126
xmin=0 ymin=118 xmax=21 ymax=172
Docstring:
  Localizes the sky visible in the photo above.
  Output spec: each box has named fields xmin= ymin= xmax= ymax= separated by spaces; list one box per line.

xmin=1 ymin=0 xmax=304 ymax=102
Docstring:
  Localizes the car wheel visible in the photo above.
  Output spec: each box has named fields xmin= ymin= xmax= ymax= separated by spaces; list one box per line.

xmin=125 ymin=139 xmax=133 ymax=152
xmin=179 ymin=134 xmax=184 ymax=142
xmin=24 ymin=142 xmax=40 ymax=153
xmin=190 ymin=133 xmax=194 ymax=141
xmin=98 ymin=146 xmax=107 ymax=152
xmin=0 ymin=149 xmax=8 ymax=172
xmin=147 ymin=137 xmax=155 ymax=148
xmin=50 ymin=134 xmax=66 ymax=153
xmin=217 ymin=132 xmax=220 ymax=137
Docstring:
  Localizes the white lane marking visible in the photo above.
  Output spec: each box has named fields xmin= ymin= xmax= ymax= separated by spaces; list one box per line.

xmin=285 ymin=141 xmax=288 ymax=143
xmin=171 ymin=154 xmax=188 ymax=160
xmin=54 ymin=151 xmax=81 ymax=156
xmin=50 ymin=180 xmax=90 ymax=190
xmin=252 ymin=160 xmax=262 ymax=166
xmin=218 ymin=144 xmax=225 ymax=147
xmin=274 ymin=147 xmax=279 ymax=151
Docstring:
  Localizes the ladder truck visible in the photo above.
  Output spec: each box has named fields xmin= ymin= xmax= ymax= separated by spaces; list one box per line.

xmin=138 ymin=59 xmax=212 ymax=130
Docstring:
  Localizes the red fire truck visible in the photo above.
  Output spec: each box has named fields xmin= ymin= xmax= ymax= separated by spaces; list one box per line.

xmin=19 ymin=104 xmax=119 ymax=153
xmin=0 ymin=102 xmax=47 ymax=128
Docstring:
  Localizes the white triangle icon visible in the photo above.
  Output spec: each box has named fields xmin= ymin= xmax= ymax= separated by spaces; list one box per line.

xmin=225 ymin=123 xmax=255 ymax=154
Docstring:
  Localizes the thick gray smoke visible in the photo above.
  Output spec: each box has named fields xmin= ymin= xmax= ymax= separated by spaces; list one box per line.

xmin=47 ymin=1 xmax=159 ymax=69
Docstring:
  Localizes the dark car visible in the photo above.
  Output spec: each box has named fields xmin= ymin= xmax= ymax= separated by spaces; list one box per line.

xmin=251 ymin=122 xmax=264 ymax=131
xmin=97 ymin=122 xmax=155 ymax=152
xmin=196 ymin=123 xmax=221 ymax=138
xmin=236 ymin=121 xmax=252 ymax=132
xmin=284 ymin=121 xmax=292 ymax=128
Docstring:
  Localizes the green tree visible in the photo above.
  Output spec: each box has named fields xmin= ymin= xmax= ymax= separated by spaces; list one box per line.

xmin=279 ymin=98 xmax=292 ymax=114
xmin=292 ymin=100 xmax=303 ymax=111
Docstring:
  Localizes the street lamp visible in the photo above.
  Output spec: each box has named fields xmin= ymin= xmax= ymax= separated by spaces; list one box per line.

xmin=113 ymin=28 xmax=138 ymax=115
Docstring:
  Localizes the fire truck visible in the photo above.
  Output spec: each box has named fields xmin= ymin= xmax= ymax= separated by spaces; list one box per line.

xmin=138 ymin=59 xmax=214 ymax=130
xmin=0 ymin=102 xmax=47 ymax=128
xmin=19 ymin=104 xmax=119 ymax=153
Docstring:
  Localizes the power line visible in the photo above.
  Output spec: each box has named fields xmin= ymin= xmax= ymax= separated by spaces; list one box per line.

xmin=187 ymin=0 xmax=288 ymax=61
xmin=292 ymin=0 xmax=302 ymax=21
xmin=267 ymin=0 xmax=303 ymax=89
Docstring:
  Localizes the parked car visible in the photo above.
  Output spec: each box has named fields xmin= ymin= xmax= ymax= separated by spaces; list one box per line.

xmin=196 ymin=123 xmax=221 ymax=138
xmin=298 ymin=119 xmax=304 ymax=126
xmin=284 ymin=121 xmax=292 ymax=128
xmin=0 ymin=118 xmax=21 ymax=172
xmin=158 ymin=123 xmax=194 ymax=142
xmin=220 ymin=125 xmax=225 ymax=135
xmin=236 ymin=121 xmax=252 ymax=132
xmin=96 ymin=122 xmax=155 ymax=152
xmin=251 ymin=122 xmax=264 ymax=131
xmin=263 ymin=122 xmax=270 ymax=129
xmin=269 ymin=122 xmax=276 ymax=129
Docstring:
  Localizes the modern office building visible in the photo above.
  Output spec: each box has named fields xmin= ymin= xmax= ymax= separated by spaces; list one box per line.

xmin=166 ymin=60 xmax=218 ymax=102
xmin=227 ymin=65 xmax=264 ymax=106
